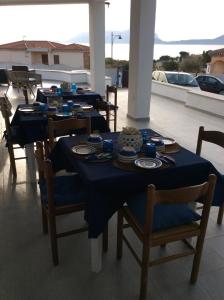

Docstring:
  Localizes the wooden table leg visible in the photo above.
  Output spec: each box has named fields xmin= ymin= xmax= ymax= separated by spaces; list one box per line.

xmin=23 ymin=86 xmax=29 ymax=104
xmin=90 ymin=235 xmax=102 ymax=272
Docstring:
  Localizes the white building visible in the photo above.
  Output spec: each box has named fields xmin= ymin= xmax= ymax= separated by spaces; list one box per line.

xmin=0 ymin=40 xmax=90 ymax=70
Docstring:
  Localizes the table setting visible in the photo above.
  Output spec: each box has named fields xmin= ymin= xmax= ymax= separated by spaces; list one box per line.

xmin=36 ymin=85 xmax=103 ymax=108
xmin=69 ymin=127 xmax=178 ymax=171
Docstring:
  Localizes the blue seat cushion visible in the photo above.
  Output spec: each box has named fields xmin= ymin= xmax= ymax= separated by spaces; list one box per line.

xmin=39 ymin=175 xmax=87 ymax=206
xmin=127 ymin=192 xmax=201 ymax=232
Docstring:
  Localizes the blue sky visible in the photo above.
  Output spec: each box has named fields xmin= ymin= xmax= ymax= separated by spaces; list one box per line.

xmin=0 ymin=0 xmax=223 ymax=44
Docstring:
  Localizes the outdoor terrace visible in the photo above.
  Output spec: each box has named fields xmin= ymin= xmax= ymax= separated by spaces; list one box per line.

xmin=0 ymin=84 xmax=224 ymax=300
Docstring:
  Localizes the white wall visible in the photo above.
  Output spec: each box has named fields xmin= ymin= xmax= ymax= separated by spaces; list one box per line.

xmin=152 ymin=80 xmax=188 ymax=103
xmin=151 ymin=80 xmax=224 ymax=118
xmin=0 ymin=50 xmax=31 ymax=66
xmin=53 ymin=51 xmax=84 ymax=69
xmin=0 ymin=49 xmax=85 ymax=69
xmin=36 ymin=68 xmax=112 ymax=90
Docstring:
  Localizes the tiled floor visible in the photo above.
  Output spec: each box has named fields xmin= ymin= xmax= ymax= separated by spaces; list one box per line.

xmin=0 ymin=85 xmax=224 ymax=299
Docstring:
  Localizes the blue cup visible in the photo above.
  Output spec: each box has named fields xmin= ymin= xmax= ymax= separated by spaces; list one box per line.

xmin=39 ymin=103 xmax=48 ymax=112
xmin=67 ymin=100 xmax=74 ymax=107
xmin=103 ymin=139 xmax=113 ymax=153
xmin=71 ymin=83 xmax=77 ymax=93
xmin=142 ymin=131 xmax=149 ymax=145
xmin=56 ymin=88 xmax=62 ymax=96
xmin=144 ymin=142 xmax=156 ymax=158
xmin=62 ymin=104 xmax=69 ymax=113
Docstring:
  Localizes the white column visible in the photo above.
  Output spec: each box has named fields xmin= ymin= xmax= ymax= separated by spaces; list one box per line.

xmin=127 ymin=0 xmax=157 ymax=120
xmin=89 ymin=1 xmax=105 ymax=96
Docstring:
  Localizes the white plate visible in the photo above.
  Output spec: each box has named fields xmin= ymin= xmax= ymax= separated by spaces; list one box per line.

xmin=18 ymin=107 xmax=35 ymax=112
xmin=161 ymin=137 xmax=176 ymax=145
xmin=82 ymin=105 xmax=93 ymax=110
xmin=134 ymin=158 xmax=162 ymax=169
xmin=55 ymin=112 xmax=72 ymax=117
xmin=72 ymin=144 xmax=96 ymax=155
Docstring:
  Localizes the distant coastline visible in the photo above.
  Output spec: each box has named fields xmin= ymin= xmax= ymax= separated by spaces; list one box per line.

xmin=69 ymin=30 xmax=224 ymax=46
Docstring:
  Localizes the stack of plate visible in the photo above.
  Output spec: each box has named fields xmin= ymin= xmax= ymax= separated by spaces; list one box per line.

xmin=87 ymin=140 xmax=103 ymax=150
xmin=117 ymin=153 xmax=137 ymax=164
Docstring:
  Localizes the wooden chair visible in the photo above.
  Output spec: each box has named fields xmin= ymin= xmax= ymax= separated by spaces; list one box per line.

xmin=196 ymin=126 xmax=224 ymax=224
xmin=47 ymin=116 xmax=91 ymax=153
xmin=106 ymin=85 xmax=118 ymax=132
xmin=117 ymin=174 xmax=216 ymax=300
xmin=96 ymin=85 xmax=118 ymax=132
xmin=0 ymin=95 xmax=26 ymax=177
xmin=35 ymin=141 xmax=108 ymax=266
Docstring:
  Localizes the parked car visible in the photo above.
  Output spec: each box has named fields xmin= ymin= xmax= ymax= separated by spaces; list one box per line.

xmin=152 ymin=71 xmax=200 ymax=89
xmin=195 ymin=74 xmax=224 ymax=95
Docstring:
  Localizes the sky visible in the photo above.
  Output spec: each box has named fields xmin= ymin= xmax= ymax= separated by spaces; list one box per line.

xmin=0 ymin=0 xmax=223 ymax=44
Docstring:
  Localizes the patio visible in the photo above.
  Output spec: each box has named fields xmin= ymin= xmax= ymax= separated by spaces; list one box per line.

xmin=0 ymin=84 xmax=224 ymax=300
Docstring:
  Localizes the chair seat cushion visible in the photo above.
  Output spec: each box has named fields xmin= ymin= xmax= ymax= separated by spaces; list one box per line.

xmin=39 ymin=174 xmax=86 ymax=206
xmin=127 ymin=192 xmax=201 ymax=232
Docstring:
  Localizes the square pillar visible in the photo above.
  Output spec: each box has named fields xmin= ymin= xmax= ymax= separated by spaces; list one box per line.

xmin=89 ymin=1 xmax=105 ymax=96
xmin=127 ymin=0 xmax=157 ymax=121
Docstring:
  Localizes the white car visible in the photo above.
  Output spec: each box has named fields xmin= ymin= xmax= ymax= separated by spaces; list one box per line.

xmin=152 ymin=71 xmax=200 ymax=89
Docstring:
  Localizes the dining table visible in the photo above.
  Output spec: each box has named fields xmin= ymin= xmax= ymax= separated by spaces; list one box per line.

xmin=10 ymin=104 xmax=110 ymax=181
xmin=49 ymin=129 xmax=224 ymax=272
xmin=36 ymin=88 xmax=103 ymax=108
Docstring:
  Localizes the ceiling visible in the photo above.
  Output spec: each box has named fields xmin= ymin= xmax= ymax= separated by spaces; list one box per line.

xmin=0 ymin=0 xmax=105 ymax=6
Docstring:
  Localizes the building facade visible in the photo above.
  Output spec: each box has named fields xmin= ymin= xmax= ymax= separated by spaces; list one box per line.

xmin=0 ymin=40 xmax=90 ymax=70
xmin=209 ymin=48 xmax=224 ymax=74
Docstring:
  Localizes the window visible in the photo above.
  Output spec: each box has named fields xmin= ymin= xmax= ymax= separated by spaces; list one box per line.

xmin=54 ymin=55 xmax=60 ymax=65
xmin=42 ymin=54 xmax=49 ymax=65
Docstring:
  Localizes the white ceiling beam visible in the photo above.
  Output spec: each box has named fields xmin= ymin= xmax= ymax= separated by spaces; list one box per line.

xmin=0 ymin=0 xmax=105 ymax=6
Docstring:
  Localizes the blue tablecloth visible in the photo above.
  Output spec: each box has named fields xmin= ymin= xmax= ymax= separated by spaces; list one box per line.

xmin=36 ymin=88 xmax=102 ymax=108
xmin=10 ymin=105 xmax=109 ymax=146
xmin=49 ymin=130 xmax=224 ymax=238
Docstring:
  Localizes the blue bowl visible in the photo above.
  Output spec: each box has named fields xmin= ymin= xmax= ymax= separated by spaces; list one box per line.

xmin=150 ymin=138 xmax=164 ymax=147
xmin=88 ymin=134 xmax=103 ymax=143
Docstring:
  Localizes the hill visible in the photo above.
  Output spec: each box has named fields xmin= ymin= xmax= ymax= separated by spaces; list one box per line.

xmin=68 ymin=31 xmax=224 ymax=45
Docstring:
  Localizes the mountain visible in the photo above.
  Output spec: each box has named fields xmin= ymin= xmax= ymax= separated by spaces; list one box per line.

xmin=163 ymin=35 xmax=224 ymax=45
xmin=68 ymin=30 xmax=160 ymax=44
xmin=67 ymin=32 xmax=224 ymax=45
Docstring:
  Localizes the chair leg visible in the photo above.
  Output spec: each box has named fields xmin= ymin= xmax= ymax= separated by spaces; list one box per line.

xmin=190 ymin=235 xmax=205 ymax=283
xmin=102 ymin=223 xmax=108 ymax=252
xmin=8 ymin=144 xmax=17 ymax=177
xmin=139 ymin=241 xmax=150 ymax=300
xmin=117 ymin=210 xmax=123 ymax=259
xmin=48 ymin=213 xmax=59 ymax=266
xmin=114 ymin=109 xmax=117 ymax=132
xmin=217 ymin=204 xmax=224 ymax=225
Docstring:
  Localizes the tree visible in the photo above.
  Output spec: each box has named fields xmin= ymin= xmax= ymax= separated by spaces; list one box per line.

xmin=159 ymin=55 xmax=172 ymax=61
xmin=201 ymin=50 xmax=211 ymax=67
xmin=162 ymin=59 xmax=179 ymax=71
xmin=180 ymin=55 xmax=202 ymax=74
xmin=179 ymin=51 xmax=189 ymax=62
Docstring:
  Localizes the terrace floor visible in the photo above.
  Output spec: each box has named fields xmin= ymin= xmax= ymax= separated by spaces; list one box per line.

xmin=0 ymin=84 xmax=224 ymax=300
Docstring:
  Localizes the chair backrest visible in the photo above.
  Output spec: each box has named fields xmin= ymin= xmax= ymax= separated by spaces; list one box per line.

xmin=0 ymin=69 xmax=9 ymax=84
xmin=7 ymin=70 xmax=29 ymax=85
xmin=106 ymin=85 xmax=117 ymax=106
xmin=144 ymin=174 xmax=216 ymax=234
xmin=0 ymin=95 xmax=12 ymax=135
xmin=28 ymin=72 xmax=42 ymax=86
xmin=12 ymin=65 xmax=28 ymax=71
xmin=48 ymin=117 xmax=91 ymax=151
xmin=196 ymin=126 xmax=224 ymax=155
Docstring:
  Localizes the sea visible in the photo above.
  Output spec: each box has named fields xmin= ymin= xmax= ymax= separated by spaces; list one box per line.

xmin=105 ymin=43 xmax=224 ymax=60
